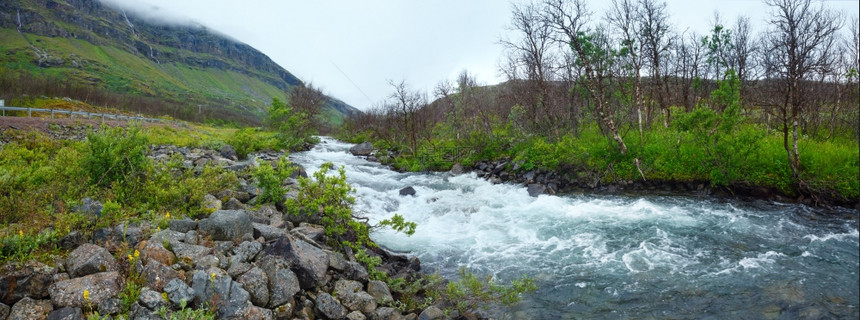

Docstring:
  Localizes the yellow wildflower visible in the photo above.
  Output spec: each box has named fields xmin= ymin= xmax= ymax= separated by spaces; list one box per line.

xmin=165 ymin=211 xmax=171 ymax=219
xmin=128 ymin=254 xmax=133 ymax=262
xmin=210 ymin=272 xmax=216 ymax=283
xmin=18 ymin=230 xmax=23 ymax=237
xmin=134 ymin=249 xmax=140 ymax=259
xmin=83 ymin=289 xmax=90 ymax=302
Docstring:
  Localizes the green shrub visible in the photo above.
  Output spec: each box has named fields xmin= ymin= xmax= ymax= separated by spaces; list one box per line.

xmin=82 ymin=126 xmax=150 ymax=188
xmin=444 ymin=267 xmax=537 ymax=313
xmin=253 ymin=156 xmax=294 ymax=204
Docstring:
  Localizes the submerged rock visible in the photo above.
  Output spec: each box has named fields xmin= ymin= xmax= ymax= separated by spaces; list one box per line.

xmin=349 ymin=142 xmax=374 ymax=156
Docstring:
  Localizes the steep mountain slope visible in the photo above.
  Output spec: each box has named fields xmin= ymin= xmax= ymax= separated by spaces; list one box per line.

xmin=0 ymin=0 xmax=358 ymax=125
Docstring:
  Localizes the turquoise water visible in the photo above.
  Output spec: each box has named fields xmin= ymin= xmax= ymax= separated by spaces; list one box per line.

xmin=293 ymin=138 xmax=859 ymax=319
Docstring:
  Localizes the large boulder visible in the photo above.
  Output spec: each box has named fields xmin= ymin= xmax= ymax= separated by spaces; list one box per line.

xmin=263 ymin=237 xmax=329 ymax=289
xmin=367 ymin=280 xmax=394 ymax=305
xmin=46 ymin=306 xmax=83 ymax=320
xmin=0 ymin=261 xmax=54 ymax=305
xmin=349 ymin=142 xmax=374 ymax=156
xmin=198 ymin=210 xmax=253 ymax=241
xmin=527 ymin=183 xmax=546 ymax=197
xmin=450 ymin=163 xmax=465 ymax=175
xmin=49 ymin=272 xmax=122 ymax=308
xmin=65 ymin=244 xmax=118 ymax=278
xmin=139 ymin=240 xmax=176 ymax=267
xmin=163 ymin=278 xmax=194 ymax=308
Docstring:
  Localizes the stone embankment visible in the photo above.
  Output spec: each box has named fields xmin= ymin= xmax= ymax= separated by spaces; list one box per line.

xmin=0 ymin=144 xmax=441 ymax=320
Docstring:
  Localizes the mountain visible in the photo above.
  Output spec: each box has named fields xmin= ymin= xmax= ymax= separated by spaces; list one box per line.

xmin=0 ymin=0 xmax=359 ymax=125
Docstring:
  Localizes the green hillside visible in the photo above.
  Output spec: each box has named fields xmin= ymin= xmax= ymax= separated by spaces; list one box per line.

xmin=0 ymin=0 xmax=358 ymax=125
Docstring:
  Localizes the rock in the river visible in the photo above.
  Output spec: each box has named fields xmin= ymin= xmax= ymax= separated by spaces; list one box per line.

xmin=450 ymin=163 xmax=465 ymax=175
xmin=49 ymin=272 xmax=122 ymax=308
xmin=198 ymin=210 xmax=253 ymax=241
xmin=0 ymin=261 xmax=54 ymax=305
xmin=527 ymin=183 xmax=546 ymax=197
xmin=399 ymin=186 xmax=416 ymax=197
xmin=65 ymin=244 xmax=118 ymax=278
xmin=349 ymin=142 xmax=374 ymax=156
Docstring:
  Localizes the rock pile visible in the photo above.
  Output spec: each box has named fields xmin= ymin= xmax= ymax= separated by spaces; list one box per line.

xmin=0 ymin=207 xmax=429 ymax=320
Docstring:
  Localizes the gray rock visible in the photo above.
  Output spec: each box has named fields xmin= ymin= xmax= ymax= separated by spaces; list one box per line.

xmin=235 ymin=191 xmax=252 ymax=203
xmin=73 ymin=197 xmax=102 ymax=217
xmin=171 ymin=242 xmax=212 ymax=262
xmin=203 ymin=194 xmax=223 ymax=212
xmin=47 ymin=306 xmax=83 ymax=320
xmin=138 ymin=287 xmax=166 ymax=310
xmin=59 ymin=231 xmax=84 ymax=251
xmin=250 ymin=205 xmax=283 ymax=225
xmin=527 ymin=183 xmax=546 ymax=197
xmin=0 ymin=261 xmax=54 ymax=305
xmin=224 ymin=197 xmax=246 ymax=210
xmin=327 ymin=250 xmax=347 ymax=271
xmin=97 ymin=297 xmax=121 ymax=316
xmin=141 ymin=259 xmax=180 ymax=291
xmin=367 ymin=280 xmax=394 ymax=305
xmin=418 ymin=306 xmax=445 ymax=320
xmin=191 ymin=268 xmax=250 ymax=319
xmin=221 ymin=145 xmax=239 ymax=161
xmin=252 ymin=223 xmax=287 ymax=241
xmin=294 ymin=223 xmax=325 ymax=242
xmin=316 ymin=292 xmax=347 ymax=319
xmin=349 ymin=142 xmax=374 ymax=156
xmin=49 ymin=271 xmax=122 ymax=308
xmin=0 ymin=302 xmax=9 ymax=320
xmin=66 ymin=244 xmax=118 ymax=278
xmin=241 ymin=184 xmax=261 ymax=197
xmin=399 ymin=186 xmax=416 ymax=197
xmin=450 ymin=163 xmax=465 ymax=175
xmin=185 ymin=230 xmax=198 ymax=245
xmin=163 ymin=278 xmax=194 ymax=307
xmin=196 ymin=255 xmax=221 ymax=269
xmin=347 ymin=310 xmax=367 ymax=320
xmin=129 ymin=302 xmax=159 ymax=320
xmin=8 ymin=297 xmax=52 ymax=320
xmin=113 ymin=223 xmax=144 ymax=245
xmin=335 ymin=280 xmax=377 ymax=314
xmin=344 ymin=260 xmax=369 ymax=283
xmin=148 ymin=229 xmax=186 ymax=248
xmin=373 ymin=307 xmax=405 ymax=320
xmin=237 ymin=267 xmax=269 ymax=307
xmin=258 ymin=256 xmax=300 ymax=309
xmin=140 ymin=241 xmax=176 ymax=267
xmin=227 ymin=258 xmax=253 ymax=278
xmin=234 ymin=241 xmax=263 ymax=263
xmin=263 ymin=237 xmax=329 ymax=289
xmin=241 ymin=305 xmax=275 ymax=320
xmin=198 ymin=210 xmax=253 ymax=241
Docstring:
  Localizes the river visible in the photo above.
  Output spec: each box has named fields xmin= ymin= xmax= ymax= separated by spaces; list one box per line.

xmin=290 ymin=137 xmax=859 ymax=319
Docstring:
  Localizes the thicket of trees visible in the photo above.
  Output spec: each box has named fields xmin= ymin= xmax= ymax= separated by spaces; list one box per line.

xmin=342 ymin=0 xmax=858 ymax=196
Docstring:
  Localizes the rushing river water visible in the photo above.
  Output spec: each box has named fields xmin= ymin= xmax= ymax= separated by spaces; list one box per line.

xmin=291 ymin=137 xmax=859 ymax=319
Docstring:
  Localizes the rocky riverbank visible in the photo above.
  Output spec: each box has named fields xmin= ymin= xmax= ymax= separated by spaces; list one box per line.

xmin=0 ymin=143 xmax=442 ymax=320
xmin=350 ymin=144 xmax=858 ymax=210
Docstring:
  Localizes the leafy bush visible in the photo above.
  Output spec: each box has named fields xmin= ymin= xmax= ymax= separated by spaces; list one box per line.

xmin=82 ymin=126 xmax=150 ymax=188
xmin=253 ymin=156 xmax=294 ymax=204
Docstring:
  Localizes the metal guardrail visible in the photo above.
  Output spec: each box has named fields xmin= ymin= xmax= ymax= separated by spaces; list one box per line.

xmin=0 ymin=106 xmax=182 ymax=125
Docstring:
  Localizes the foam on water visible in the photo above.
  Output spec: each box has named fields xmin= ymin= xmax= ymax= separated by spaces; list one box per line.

xmin=292 ymin=137 xmax=860 ymax=318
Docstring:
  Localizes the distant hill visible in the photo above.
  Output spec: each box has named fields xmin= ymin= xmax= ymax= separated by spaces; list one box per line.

xmin=0 ymin=0 xmax=359 ymax=125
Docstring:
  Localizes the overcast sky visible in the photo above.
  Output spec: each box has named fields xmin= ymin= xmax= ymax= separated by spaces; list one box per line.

xmin=101 ymin=0 xmax=859 ymax=111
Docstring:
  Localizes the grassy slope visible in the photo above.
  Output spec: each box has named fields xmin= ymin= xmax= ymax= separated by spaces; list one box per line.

xmin=0 ymin=28 xmax=288 ymax=117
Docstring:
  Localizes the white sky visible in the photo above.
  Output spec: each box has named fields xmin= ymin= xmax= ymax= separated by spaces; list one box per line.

xmin=101 ymin=0 xmax=859 ymax=111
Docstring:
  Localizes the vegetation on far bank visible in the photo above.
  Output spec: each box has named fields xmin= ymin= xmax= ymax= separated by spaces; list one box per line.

xmin=338 ymin=0 xmax=859 ymax=203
